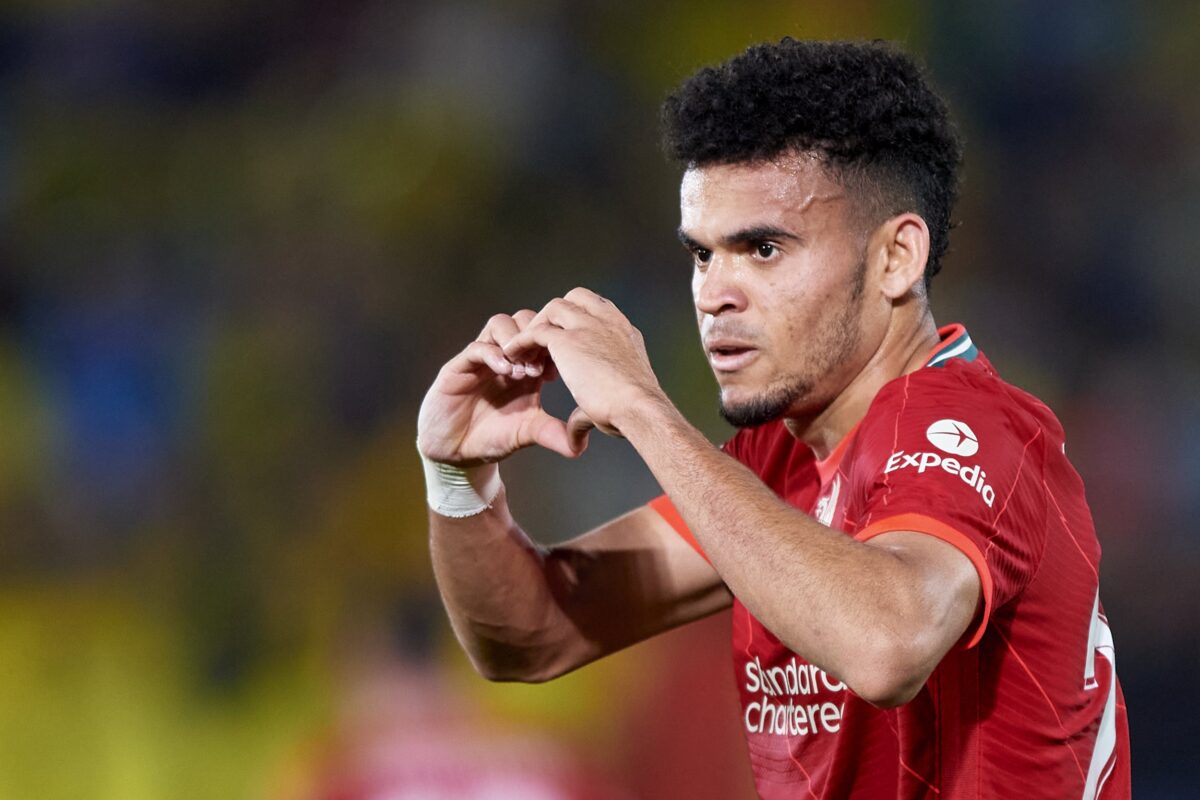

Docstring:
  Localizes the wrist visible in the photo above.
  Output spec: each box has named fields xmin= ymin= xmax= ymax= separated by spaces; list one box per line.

xmin=616 ymin=389 xmax=679 ymax=443
xmin=418 ymin=446 xmax=505 ymax=518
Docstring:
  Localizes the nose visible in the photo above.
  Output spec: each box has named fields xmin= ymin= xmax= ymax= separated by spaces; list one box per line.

xmin=694 ymin=256 xmax=748 ymax=317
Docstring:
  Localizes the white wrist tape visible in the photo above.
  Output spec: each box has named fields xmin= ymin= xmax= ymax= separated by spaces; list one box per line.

xmin=420 ymin=452 xmax=504 ymax=518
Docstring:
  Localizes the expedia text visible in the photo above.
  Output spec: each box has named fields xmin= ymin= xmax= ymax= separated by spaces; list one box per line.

xmin=884 ymin=450 xmax=996 ymax=507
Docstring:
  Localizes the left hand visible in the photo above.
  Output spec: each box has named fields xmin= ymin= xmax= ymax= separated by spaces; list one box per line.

xmin=502 ymin=287 xmax=667 ymax=439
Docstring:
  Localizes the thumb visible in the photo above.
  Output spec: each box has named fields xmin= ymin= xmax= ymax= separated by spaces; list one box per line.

xmin=566 ymin=407 xmax=597 ymax=453
xmin=526 ymin=408 xmax=588 ymax=459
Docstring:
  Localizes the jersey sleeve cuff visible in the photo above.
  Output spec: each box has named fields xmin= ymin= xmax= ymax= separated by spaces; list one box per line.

xmin=855 ymin=512 xmax=994 ymax=649
xmin=648 ymin=495 xmax=711 ymax=564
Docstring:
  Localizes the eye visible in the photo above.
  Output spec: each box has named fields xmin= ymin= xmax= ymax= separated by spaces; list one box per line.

xmin=693 ymin=247 xmax=713 ymax=267
xmin=755 ymin=242 xmax=778 ymax=259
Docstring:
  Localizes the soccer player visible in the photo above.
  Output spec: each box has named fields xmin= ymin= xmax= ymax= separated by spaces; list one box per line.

xmin=416 ymin=39 xmax=1130 ymax=798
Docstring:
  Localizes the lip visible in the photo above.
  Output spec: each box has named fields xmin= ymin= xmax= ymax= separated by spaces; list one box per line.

xmin=705 ymin=340 xmax=759 ymax=372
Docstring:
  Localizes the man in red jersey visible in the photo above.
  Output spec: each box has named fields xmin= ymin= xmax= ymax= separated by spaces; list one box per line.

xmin=416 ymin=39 xmax=1130 ymax=798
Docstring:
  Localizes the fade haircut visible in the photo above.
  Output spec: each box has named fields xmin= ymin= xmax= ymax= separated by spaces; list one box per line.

xmin=661 ymin=38 xmax=963 ymax=288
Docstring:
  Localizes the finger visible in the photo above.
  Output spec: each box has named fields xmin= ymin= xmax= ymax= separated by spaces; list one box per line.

xmin=450 ymin=340 xmax=513 ymax=376
xmin=533 ymin=297 xmax=590 ymax=330
xmin=477 ymin=313 xmax=522 ymax=347
xmin=563 ymin=286 xmax=612 ymax=313
xmin=504 ymin=297 xmax=588 ymax=362
xmin=494 ymin=309 xmax=547 ymax=379
xmin=503 ymin=319 xmax=564 ymax=362
xmin=525 ymin=408 xmax=588 ymax=459
xmin=513 ymin=308 xmax=553 ymax=376
xmin=478 ymin=312 xmax=550 ymax=378
xmin=566 ymin=407 xmax=596 ymax=452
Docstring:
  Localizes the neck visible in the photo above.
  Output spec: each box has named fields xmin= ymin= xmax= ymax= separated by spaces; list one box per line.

xmin=785 ymin=310 xmax=940 ymax=460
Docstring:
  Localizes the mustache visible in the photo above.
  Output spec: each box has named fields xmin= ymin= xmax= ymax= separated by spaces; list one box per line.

xmin=700 ymin=319 xmax=762 ymax=343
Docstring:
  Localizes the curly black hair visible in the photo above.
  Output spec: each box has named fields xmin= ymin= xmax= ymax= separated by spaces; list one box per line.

xmin=662 ymin=38 xmax=962 ymax=287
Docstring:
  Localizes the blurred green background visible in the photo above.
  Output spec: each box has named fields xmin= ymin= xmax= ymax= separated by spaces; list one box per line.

xmin=0 ymin=1 xmax=1196 ymax=797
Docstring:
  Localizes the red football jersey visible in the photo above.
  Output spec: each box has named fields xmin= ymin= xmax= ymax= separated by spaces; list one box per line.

xmin=650 ymin=324 xmax=1130 ymax=799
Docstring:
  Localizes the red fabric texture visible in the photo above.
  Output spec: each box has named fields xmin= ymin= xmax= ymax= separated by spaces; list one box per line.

xmin=649 ymin=325 xmax=1130 ymax=799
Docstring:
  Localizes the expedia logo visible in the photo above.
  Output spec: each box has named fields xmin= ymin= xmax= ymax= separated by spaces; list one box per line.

xmin=885 ymin=420 xmax=995 ymax=507
xmin=925 ymin=419 xmax=979 ymax=456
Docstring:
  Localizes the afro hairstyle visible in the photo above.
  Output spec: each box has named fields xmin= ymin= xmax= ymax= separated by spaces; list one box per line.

xmin=662 ymin=38 xmax=963 ymax=287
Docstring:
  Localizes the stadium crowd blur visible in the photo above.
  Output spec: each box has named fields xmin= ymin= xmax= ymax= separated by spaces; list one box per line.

xmin=0 ymin=1 xmax=1196 ymax=798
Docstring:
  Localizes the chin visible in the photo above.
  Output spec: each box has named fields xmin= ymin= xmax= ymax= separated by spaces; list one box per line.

xmin=719 ymin=388 xmax=796 ymax=428
xmin=717 ymin=369 xmax=819 ymax=428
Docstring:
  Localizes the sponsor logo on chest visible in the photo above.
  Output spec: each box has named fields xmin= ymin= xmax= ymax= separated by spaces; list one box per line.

xmin=742 ymin=655 xmax=847 ymax=737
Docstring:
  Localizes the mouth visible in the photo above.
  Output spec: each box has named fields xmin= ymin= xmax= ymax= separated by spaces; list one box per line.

xmin=706 ymin=342 xmax=759 ymax=372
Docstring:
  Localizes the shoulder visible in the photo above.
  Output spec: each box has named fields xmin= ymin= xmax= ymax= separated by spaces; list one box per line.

xmin=871 ymin=357 xmax=1062 ymax=443
xmin=850 ymin=357 xmax=1066 ymax=483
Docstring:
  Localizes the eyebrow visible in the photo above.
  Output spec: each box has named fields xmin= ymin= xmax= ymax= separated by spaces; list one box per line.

xmin=677 ymin=224 xmax=802 ymax=250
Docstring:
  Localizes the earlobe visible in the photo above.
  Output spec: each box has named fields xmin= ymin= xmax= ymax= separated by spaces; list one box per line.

xmin=880 ymin=214 xmax=930 ymax=300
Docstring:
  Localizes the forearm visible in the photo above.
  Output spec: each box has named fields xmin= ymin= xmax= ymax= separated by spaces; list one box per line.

xmin=430 ymin=478 xmax=730 ymax=683
xmin=429 ymin=486 xmax=582 ymax=682
xmin=621 ymin=398 xmax=931 ymax=702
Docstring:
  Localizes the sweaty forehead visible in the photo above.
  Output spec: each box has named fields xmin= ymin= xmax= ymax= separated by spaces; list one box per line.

xmin=679 ymin=155 xmax=847 ymax=232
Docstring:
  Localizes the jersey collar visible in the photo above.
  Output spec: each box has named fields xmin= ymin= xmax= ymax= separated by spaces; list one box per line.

xmin=811 ymin=324 xmax=977 ymax=484
xmin=923 ymin=323 xmax=978 ymax=368
xmin=814 ymin=420 xmax=859 ymax=486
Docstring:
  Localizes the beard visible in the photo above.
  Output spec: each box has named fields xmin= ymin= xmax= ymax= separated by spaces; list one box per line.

xmin=719 ymin=379 xmax=814 ymax=427
xmin=718 ymin=256 xmax=867 ymax=428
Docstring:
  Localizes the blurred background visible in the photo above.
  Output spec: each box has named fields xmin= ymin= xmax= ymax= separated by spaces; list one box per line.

xmin=0 ymin=0 xmax=1196 ymax=797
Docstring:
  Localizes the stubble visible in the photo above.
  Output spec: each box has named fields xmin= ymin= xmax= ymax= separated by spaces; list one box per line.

xmin=718 ymin=257 xmax=867 ymax=428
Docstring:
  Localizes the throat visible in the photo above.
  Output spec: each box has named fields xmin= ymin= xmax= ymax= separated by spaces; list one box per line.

xmin=785 ymin=316 xmax=940 ymax=459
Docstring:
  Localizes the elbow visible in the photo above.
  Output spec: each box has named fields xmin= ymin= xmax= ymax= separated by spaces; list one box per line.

xmin=852 ymin=672 xmax=926 ymax=710
xmin=463 ymin=633 xmax=574 ymax=684
xmin=471 ymin=656 xmax=564 ymax=685
xmin=466 ymin=650 xmax=523 ymax=682
xmin=844 ymin=633 xmax=933 ymax=710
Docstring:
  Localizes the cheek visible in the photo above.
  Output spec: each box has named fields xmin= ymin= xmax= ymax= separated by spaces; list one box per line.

xmin=758 ymin=276 xmax=808 ymax=330
xmin=759 ymin=267 xmax=843 ymax=346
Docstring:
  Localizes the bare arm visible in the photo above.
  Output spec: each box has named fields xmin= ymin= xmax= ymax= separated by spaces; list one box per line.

xmin=503 ymin=288 xmax=981 ymax=707
xmin=620 ymin=399 xmax=979 ymax=707
xmin=418 ymin=309 xmax=729 ymax=683
xmin=430 ymin=494 xmax=730 ymax=682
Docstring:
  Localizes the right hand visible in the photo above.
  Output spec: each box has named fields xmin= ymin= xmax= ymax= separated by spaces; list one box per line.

xmin=417 ymin=310 xmax=590 ymax=466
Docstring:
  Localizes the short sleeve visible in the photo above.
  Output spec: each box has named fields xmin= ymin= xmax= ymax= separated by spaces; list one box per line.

xmin=648 ymin=494 xmax=708 ymax=562
xmin=852 ymin=369 xmax=1048 ymax=647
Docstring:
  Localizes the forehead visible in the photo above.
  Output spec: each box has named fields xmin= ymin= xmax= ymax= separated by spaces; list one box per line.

xmin=679 ymin=155 xmax=848 ymax=234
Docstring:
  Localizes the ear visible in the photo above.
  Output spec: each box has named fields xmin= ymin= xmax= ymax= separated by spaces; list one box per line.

xmin=871 ymin=213 xmax=930 ymax=300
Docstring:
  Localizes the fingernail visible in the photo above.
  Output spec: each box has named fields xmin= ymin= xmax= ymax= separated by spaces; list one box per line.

xmin=525 ymin=362 xmax=542 ymax=377
xmin=512 ymin=363 xmax=526 ymax=379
